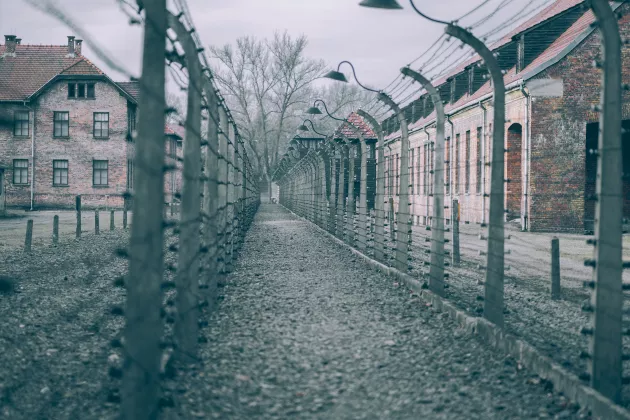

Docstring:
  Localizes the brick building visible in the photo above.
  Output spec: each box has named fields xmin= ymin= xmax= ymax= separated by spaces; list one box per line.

xmin=381 ymin=0 xmax=630 ymax=233
xmin=0 ymin=35 xmax=182 ymax=211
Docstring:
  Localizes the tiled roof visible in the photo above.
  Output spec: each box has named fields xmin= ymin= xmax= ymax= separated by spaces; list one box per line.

xmin=334 ymin=112 xmax=376 ymax=139
xmin=117 ymin=81 xmax=140 ymax=100
xmin=404 ymin=0 xmax=586 ymax=107
xmin=165 ymin=124 xmax=184 ymax=139
xmin=388 ymin=0 xmax=597 ymax=140
xmin=0 ymin=44 xmax=103 ymax=101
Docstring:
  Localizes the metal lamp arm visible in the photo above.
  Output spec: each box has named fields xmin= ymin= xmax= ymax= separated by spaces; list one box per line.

xmin=314 ymin=99 xmax=346 ymax=122
xmin=409 ymin=0 xmax=450 ymax=25
xmin=338 ymin=61 xmax=380 ymax=93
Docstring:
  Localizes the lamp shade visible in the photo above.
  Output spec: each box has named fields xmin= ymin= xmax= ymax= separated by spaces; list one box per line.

xmin=323 ymin=70 xmax=349 ymax=82
xmin=298 ymin=124 xmax=309 ymax=131
xmin=306 ymin=106 xmax=323 ymax=115
xmin=358 ymin=0 xmax=403 ymax=9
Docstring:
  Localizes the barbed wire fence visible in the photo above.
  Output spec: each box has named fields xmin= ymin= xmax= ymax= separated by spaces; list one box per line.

xmin=21 ymin=0 xmax=261 ymax=418
xmin=276 ymin=0 xmax=630 ymax=415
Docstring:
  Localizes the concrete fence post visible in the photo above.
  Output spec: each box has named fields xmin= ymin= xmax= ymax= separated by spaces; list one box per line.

xmin=329 ymin=146 xmax=338 ymax=234
xmin=377 ymin=93 xmax=410 ymax=273
xmin=357 ymin=110 xmax=385 ymax=262
xmin=389 ymin=197 xmax=395 ymax=242
xmin=337 ymin=142 xmax=347 ymax=240
xmin=95 ymin=210 xmax=100 ymax=235
xmin=122 ymin=0 xmax=167 ymax=416
xmin=358 ymin=138 xmax=369 ymax=252
xmin=586 ymin=0 xmax=623 ymax=403
xmin=446 ymin=24 xmax=506 ymax=327
xmin=123 ymin=209 xmax=128 ymax=230
xmin=110 ymin=210 xmax=115 ymax=231
xmin=346 ymin=140 xmax=356 ymax=246
xmin=452 ymin=199 xmax=460 ymax=267
xmin=24 ymin=219 xmax=33 ymax=253
xmin=169 ymin=12 xmax=202 ymax=363
xmin=75 ymin=195 xmax=81 ymax=238
xmin=53 ymin=215 xmax=59 ymax=245
xmin=551 ymin=237 xmax=561 ymax=300
xmin=401 ymin=67 xmax=446 ymax=295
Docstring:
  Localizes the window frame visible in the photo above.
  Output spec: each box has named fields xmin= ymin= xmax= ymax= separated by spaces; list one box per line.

xmin=53 ymin=159 xmax=69 ymax=186
xmin=53 ymin=111 xmax=70 ymax=138
xmin=13 ymin=110 xmax=29 ymax=137
xmin=93 ymin=160 xmax=109 ymax=187
xmin=465 ymin=130 xmax=471 ymax=194
xmin=93 ymin=112 xmax=110 ymax=139
xmin=13 ymin=159 xmax=29 ymax=185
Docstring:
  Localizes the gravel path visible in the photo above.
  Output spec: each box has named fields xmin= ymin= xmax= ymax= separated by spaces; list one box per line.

xmin=165 ymin=204 xmax=590 ymax=419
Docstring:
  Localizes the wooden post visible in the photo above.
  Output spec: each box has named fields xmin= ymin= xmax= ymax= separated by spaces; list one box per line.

xmin=53 ymin=215 xmax=59 ymax=245
xmin=24 ymin=219 xmax=33 ymax=253
xmin=452 ymin=199 xmax=460 ymax=267
xmin=551 ymin=237 xmax=561 ymax=299
xmin=110 ymin=210 xmax=115 ymax=231
xmin=75 ymin=195 xmax=81 ymax=238
xmin=95 ymin=210 xmax=100 ymax=235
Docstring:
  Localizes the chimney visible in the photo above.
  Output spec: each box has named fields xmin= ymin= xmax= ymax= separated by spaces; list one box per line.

xmin=75 ymin=39 xmax=82 ymax=55
xmin=67 ymin=35 xmax=75 ymax=57
xmin=3 ymin=35 xmax=17 ymax=56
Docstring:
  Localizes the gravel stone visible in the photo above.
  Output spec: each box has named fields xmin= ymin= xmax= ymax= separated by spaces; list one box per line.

xmin=164 ymin=205 xmax=591 ymax=419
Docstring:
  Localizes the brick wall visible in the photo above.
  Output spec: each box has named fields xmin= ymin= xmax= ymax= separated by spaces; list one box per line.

xmin=528 ymin=7 xmax=630 ymax=232
xmin=0 ymin=78 xmax=132 ymax=210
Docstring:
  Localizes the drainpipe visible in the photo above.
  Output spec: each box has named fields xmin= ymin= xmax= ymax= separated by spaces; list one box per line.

xmin=519 ymin=82 xmax=530 ymax=231
xmin=479 ymin=101 xmax=487 ymax=225
xmin=23 ymin=101 xmax=35 ymax=211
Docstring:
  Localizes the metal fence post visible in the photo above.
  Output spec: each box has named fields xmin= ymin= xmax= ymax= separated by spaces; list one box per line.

xmin=122 ymin=0 xmax=166 ymax=417
xmin=169 ymin=12 xmax=202 ymax=363
xmin=446 ymin=24 xmax=506 ymax=327
xmin=586 ymin=0 xmax=623 ymax=403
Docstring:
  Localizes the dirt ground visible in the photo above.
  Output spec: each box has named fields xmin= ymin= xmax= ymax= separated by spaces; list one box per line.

xmin=0 ymin=210 xmax=132 ymax=251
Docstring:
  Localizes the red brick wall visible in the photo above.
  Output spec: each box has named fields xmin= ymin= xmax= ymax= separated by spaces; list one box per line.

xmin=528 ymin=7 xmax=630 ymax=232
xmin=0 ymin=78 xmax=132 ymax=210
xmin=0 ymin=104 xmax=33 ymax=208
xmin=506 ymin=124 xmax=522 ymax=221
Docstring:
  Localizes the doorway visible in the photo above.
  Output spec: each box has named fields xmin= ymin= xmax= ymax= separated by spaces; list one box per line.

xmin=506 ymin=123 xmax=523 ymax=221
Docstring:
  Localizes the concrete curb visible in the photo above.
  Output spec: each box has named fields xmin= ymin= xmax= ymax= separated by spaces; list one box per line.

xmin=284 ymin=206 xmax=630 ymax=420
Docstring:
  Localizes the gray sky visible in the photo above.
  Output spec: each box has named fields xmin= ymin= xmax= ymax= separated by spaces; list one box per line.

xmin=1 ymin=0 xmax=549 ymax=92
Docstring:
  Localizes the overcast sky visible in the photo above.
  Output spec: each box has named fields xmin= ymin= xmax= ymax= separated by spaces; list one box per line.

xmin=1 ymin=0 xmax=551 ymax=92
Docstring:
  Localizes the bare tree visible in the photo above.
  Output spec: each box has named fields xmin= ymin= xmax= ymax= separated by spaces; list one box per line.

xmin=210 ymin=31 xmax=326 ymax=195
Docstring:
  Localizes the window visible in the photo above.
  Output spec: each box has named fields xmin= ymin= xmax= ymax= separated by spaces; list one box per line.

xmin=53 ymin=160 xmax=68 ymax=186
xmin=127 ymin=159 xmax=134 ymax=190
xmin=476 ymin=127 xmax=482 ymax=193
xmin=54 ymin=111 xmax=69 ymax=137
xmin=127 ymin=106 xmax=137 ymax=141
xmin=445 ymin=137 xmax=451 ymax=195
xmin=395 ymin=154 xmax=399 ymax=196
xmin=13 ymin=160 xmax=28 ymax=185
xmin=455 ymin=133 xmax=460 ymax=194
xmin=465 ymin=130 xmax=471 ymax=194
xmin=14 ymin=111 xmax=29 ymax=136
xmin=93 ymin=112 xmax=109 ymax=138
xmin=410 ymin=148 xmax=415 ymax=195
xmin=416 ymin=147 xmax=422 ymax=194
xmin=68 ymin=82 xmax=95 ymax=99
xmin=93 ymin=160 xmax=108 ymax=186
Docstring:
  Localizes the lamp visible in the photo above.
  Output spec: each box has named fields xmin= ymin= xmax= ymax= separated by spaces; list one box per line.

xmin=305 ymin=100 xmax=345 ymax=122
xmin=358 ymin=0 xmax=402 ymax=9
xmin=299 ymin=119 xmax=328 ymax=137
xmin=322 ymin=70 xmax=348 ymax=82
xmin=298 ymin=124 xmax=309 ymax=131
xmin=324 ymin=60 xmax=380 ymax=93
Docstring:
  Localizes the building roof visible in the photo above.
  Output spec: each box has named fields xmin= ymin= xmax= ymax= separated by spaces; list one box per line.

xmin=334 ymin=112 xmax=376 ymax=139
xmin=387 ymin=0 xmax=600 ymax=140
xmin=0 ymin=43 xmax=103 ymax=101
xmin=165 ymin=123 xmax=185 ymax=139
xmin=117 ymin=81 xmax=140 ymax=100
